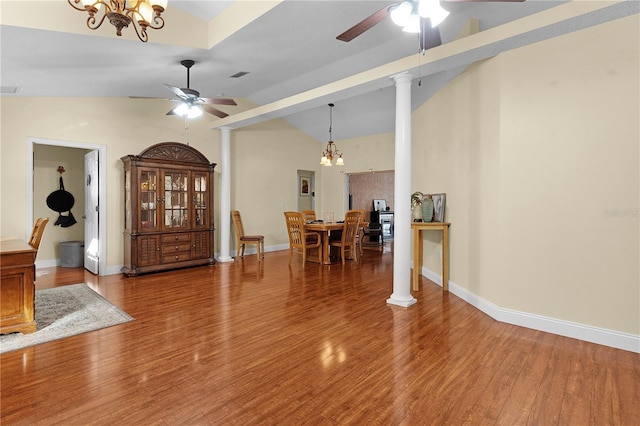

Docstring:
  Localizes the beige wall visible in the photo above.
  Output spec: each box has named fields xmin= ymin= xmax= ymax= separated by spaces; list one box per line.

xmin=412 ymin=15 xmax=639 ymax=334
xmin=229 ymin=119 xmax=321 ymax=248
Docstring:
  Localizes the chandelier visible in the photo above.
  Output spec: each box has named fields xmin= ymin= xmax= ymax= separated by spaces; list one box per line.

xmin=390 ymin=0 xmax=449 ymax=33
xmin=320 ymin=103 xmax=344 ymax=167
xmin=68 ymin=0 xmax=168 ymax=42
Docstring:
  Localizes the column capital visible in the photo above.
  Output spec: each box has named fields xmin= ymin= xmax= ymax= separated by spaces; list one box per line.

xmin=391 ymin=72 xmax=413 ymax=85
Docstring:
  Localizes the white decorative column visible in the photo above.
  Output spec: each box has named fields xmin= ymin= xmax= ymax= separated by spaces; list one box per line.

xmin=217 ymin=127 xmax=234 ymax=263
xmin=387 ymin=72 xmax=417 ymax=307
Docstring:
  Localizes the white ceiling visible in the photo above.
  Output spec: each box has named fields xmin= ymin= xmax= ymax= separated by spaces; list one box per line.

xmin=1 ymin=0 xmax=635 ymax=142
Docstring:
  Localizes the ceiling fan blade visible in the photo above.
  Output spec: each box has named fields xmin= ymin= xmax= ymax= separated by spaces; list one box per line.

xmin=202 ymin=98 xmax=237 ymax=106
xmin=164 ymin=84 xmax=188 ymax=99
xmin=419 ymin=17 xmax=442 ymax=53
xmin=129 ymin=96 xmax=166 ymax=99
xmin=204 ymin=105 xmax=229 ymax=118
xmin=336 ymin=5 xmax=393 ymax=42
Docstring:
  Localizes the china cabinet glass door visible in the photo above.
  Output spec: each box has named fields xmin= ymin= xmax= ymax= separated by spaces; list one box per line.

xmin=163 ymin=171 xmax=189 ymax=230
xmin=139 ymin=169 xmax=158 ymax=231
xmin=193 ymin=172 xmax=209 ymax=228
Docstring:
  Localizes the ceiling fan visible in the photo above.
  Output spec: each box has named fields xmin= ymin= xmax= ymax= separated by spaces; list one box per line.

xmin=337 ymin=0 xmax=525 ymax=53
xmin=133 ymin=59 xmax=237 ymax=119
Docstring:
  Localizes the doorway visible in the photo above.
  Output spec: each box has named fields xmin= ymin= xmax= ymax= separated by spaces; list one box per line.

xmin=347 ymin=170 xmax=395 ymax=221
xmin=27 ymin=137 xmax=107 ymax=275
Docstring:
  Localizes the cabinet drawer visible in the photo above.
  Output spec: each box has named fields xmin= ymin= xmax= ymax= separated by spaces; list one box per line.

xmin=162 ymin=233 xmax=191 ymax=243
xmin=162 ymin=252 xmax=192 ymax=264
xmin=162 ymin=242 xmax=192 ymax=255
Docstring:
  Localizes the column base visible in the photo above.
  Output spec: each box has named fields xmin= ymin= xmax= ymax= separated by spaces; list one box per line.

xmin=386 ymin=294 xmax=417 ymax=307
xmin=216 ymin=256 xmax=234 ymax=263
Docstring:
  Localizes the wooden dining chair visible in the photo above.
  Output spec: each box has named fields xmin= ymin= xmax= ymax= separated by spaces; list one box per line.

xmin=231 ymin=210 xmax=264 ymax=261
xmin=353 ymin=209 xmax=366 ymax=256
xmin=284 ymin=211 xmax=321 ymax=267
xmin=301 ymin=210 xmax=317 ymax=223
xmin=329 ymin=210 xmax=362 ymax=264
xmin=28 ymin=217 xmax=50 ymax=257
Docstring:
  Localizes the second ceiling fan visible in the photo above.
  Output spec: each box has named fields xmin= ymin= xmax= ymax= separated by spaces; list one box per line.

xmin=337 ymin=0 xmax=525 ymax=53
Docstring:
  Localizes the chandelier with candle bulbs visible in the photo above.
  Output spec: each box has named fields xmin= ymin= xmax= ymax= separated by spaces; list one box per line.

xmin=320 ymin=103 xmax=344 ymax=167
xmin=68 ymin=0 xmax=168 ymax=42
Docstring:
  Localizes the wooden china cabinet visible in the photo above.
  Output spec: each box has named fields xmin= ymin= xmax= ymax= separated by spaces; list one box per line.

xmin=121 ymin=142 xmax=215 ymax=276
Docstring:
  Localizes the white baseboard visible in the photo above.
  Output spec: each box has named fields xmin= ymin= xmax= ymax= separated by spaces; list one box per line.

xmin=36 ymin=259 xmax=59 ymax=269
xmin=421 ymin=266 xmax=640 ymax=353
xmin=225 ymin=244 xmax=289 ymax=257
xmin=40 ymin=244 xmax=293 ymax=277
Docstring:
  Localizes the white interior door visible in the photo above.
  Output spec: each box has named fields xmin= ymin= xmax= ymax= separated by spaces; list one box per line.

xmin=84 ymin=151 xmax=99 ymax=274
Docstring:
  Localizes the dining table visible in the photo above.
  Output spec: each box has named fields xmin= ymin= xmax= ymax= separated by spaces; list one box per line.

xmin=303 ymin=221 xmax=368 ymax=265
xmin=303 ymin=222 xmax=345 ymax=265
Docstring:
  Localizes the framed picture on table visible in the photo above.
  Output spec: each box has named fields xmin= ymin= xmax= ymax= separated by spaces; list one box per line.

xmin=430 ymin=193 xmax=446 ymax=222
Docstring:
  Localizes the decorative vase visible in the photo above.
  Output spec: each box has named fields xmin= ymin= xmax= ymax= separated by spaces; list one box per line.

xmin=412 ymin=206 xmax=423 ymax=221
xmin=421 ymin=197 xmax=434 ymax=222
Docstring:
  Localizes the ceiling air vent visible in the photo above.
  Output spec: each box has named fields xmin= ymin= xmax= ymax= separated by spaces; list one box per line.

xmin=1 ymin=86 xmax=18 ymax=94
xmin=230 ymin=71 xmax=249 ymax=78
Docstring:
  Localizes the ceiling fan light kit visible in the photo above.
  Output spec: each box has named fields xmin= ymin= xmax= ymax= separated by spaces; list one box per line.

xmin=173 ymin=103 xmax=203 ymax=119
xmin=68 ymin=0 xmax=168 ymax=42
xmin=390 ymin=0 xmax=449 ymax=32
xmin=419 ymin=0 xmax=450 ymax=27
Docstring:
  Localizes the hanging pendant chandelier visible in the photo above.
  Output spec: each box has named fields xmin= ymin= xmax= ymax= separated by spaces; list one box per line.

xmin=320 ymin=103 xmax=344 ymax=167
xmin=68 ymin=0 xmax=168 ymax=42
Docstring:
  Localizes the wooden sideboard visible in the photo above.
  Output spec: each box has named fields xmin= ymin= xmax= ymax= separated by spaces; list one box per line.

xmin=0 ymin=239 xmax=37 ymax=334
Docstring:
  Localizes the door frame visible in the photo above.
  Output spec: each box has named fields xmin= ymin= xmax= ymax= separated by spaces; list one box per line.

xmin=84 ymin=150 xmax=100 ymax=274
xmin=26 ymin=137 xmax=108 ymax=276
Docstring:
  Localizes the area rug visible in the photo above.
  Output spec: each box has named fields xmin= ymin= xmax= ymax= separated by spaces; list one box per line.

xmin=0 ymin=284 xmax=134 ymax=354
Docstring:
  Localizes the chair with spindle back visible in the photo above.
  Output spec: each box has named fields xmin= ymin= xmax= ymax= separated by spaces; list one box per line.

xmin=284 ymin=211 xmax=321 ymax=267
xmin=28 ymin=217 xmax=50 ymax=257
xmin=301 ymin=210 xmax=317 ymax=223
xmin=329 ymin=210 xmax=362 ymax=264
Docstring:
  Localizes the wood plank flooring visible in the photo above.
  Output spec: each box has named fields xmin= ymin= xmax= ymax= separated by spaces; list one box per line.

xmin=1 ymin=249 xmax=638 ymax=425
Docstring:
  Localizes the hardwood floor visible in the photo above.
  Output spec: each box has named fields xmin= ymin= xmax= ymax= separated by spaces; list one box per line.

xmin=1 ymin=249 xmax=638 ymax=425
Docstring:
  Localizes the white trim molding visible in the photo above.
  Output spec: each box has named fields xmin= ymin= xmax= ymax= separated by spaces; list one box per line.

xmin=420 ymin=266 xmax=640 ymax=354
xmin=26 ymin=137 xmax=108 ymax=276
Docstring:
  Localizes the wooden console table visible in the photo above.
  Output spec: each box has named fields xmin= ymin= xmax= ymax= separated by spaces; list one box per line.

xmin=411 ymin=222 xmax=451 ymax=292
xmin=1 ymin=239 xmax=37 ymax=334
